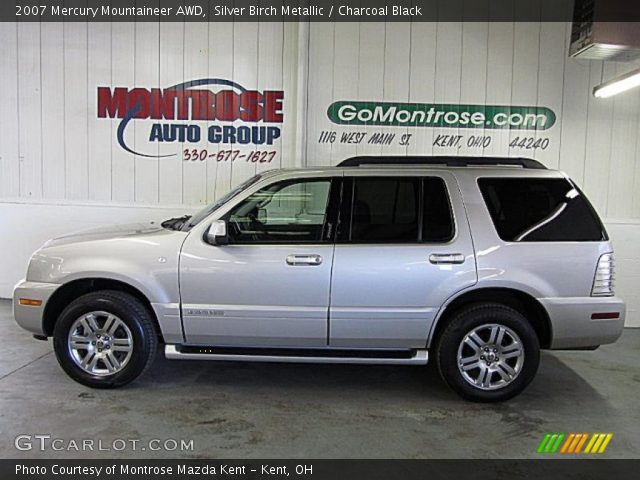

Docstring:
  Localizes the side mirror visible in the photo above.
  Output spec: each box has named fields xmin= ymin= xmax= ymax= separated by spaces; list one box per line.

xmin=205 ymin=220 xmax=229 ymax=245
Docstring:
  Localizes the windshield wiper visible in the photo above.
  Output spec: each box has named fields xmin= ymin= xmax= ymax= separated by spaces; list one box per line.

xmin=161 ymin=215 xmax=191 ymax=231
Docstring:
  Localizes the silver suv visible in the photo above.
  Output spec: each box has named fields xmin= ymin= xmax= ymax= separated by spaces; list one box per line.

xmin=13 ymin=156 xmax=625 ymax=402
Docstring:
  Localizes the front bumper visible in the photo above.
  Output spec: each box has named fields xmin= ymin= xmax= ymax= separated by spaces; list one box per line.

xmin=13 ymin=280 xmax=60 ymax=336
xmin=540 ymin=296 xmax=626 ymax=349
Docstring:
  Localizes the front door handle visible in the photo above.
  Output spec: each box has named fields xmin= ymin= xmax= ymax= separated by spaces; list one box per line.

xmin=429 ymin=253 xmax=466 ymax=265
xmin=286 ymin=254 xmax=323 ymax=266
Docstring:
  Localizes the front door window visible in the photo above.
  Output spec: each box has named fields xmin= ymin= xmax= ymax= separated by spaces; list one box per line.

xmin=226 ymin=179 xmax=332 ymax=244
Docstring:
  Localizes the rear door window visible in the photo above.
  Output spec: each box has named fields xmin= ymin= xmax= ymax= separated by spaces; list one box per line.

xmin=341 ymin=176 xmax=454 ymax=243
xmin=478 ymin=178 xmax=607 ymax=242
xmin=423 ymin=177 xmax=455 ymax=242
xmin=350 ymin=177 xmax=420 ymax=243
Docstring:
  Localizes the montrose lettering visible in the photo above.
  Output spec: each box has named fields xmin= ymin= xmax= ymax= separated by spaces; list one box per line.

xmin=97 ymin=87 xmax=283 ymax=122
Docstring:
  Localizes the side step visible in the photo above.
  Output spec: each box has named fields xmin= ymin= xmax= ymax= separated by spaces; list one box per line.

xmin=165 ymin=345 xmax=428 ymax=365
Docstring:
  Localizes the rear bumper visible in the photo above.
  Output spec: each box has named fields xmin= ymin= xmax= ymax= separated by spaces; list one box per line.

xmin=540 ymin=296 xmax=626 ymax=349
xmin=12 ymin=280 xmax=60 ymax=336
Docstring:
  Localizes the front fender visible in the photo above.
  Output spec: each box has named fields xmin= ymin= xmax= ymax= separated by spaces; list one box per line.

xmin=26 ymin=235 xmax=183 ymax=306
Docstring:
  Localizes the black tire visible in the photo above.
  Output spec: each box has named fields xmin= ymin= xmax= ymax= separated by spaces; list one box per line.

xmin=435 ymin=303 xmax=540 ymax=402
xmin=53 ymin=290 xmax=158 ymax=388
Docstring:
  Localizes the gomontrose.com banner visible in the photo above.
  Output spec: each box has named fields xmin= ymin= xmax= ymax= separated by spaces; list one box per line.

xmin=328 ymin=102 xmax=556 ymax=130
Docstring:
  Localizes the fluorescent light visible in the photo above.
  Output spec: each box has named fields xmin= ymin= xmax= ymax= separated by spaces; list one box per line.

xmin=593 ymin=67 xmax=640 ymax=98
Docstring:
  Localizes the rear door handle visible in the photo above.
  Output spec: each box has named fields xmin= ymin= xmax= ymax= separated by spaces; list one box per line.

xmin=286 ymin=254 xmax=323 ymax=266
xmin=429 ymin=253 xmax=466 ymax=265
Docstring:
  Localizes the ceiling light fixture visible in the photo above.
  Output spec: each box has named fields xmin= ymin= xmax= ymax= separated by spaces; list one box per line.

xmin=593 ymin=67 xmax=640 ymax=98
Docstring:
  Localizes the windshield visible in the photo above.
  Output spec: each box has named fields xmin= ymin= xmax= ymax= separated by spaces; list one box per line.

xmin=182 ymin=174 xmax=263 ymax=231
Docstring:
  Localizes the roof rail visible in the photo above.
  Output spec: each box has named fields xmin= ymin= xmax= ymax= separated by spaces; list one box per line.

xmin=337 ymin=156 xmax=547 ymax=170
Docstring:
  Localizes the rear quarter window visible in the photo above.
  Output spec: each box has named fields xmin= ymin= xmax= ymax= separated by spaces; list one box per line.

xmin=478 ymin=177 xmax=608 ymax=242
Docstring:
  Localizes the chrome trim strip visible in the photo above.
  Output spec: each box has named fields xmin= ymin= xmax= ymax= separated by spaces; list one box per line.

xmin=164 ymin=345 xmax=428 ymax=365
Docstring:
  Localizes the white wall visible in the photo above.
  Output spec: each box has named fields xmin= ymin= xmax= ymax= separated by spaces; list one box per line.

xmin=607 ymin=223 xmax=640 ymax=326
xmin=0 ymin=22 xmax=304 ymax=205
xmin=1 ymin=18 xmax=639 ymax=326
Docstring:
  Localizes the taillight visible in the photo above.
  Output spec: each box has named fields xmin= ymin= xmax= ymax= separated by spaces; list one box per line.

xmin=592 ymin=253 xmax=615 ymax=297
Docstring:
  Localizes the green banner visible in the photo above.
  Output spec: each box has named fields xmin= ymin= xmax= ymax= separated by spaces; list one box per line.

xmin=327 ymin=101 xmax=556 ymax=130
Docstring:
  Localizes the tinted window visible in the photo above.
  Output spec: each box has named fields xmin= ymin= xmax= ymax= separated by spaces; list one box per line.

xmin=346 ymin=177 xmax=453 ymax=243
xmin=478 ymin=178 xmax=607 ymax=242
xmin=227 ymin=179 xmax=331 ymax=243
xmin=423 ymin=177 xmax=455 ymax=242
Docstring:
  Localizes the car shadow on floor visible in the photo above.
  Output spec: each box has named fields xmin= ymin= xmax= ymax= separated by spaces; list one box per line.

xmin=136 ymin=348 xmax=610 ymax=412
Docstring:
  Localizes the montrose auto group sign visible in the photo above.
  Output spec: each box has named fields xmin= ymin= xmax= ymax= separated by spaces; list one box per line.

xmin=97 ymin=78 xmax=284 ymax=160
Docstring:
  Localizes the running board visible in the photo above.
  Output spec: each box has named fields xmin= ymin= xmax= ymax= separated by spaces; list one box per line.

xmin=165 ymin=345 xmax=428 ymax=365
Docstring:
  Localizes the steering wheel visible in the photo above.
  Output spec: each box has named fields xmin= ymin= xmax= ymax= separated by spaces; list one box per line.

xmin=247 ymin=212 xmax=267 ymax=241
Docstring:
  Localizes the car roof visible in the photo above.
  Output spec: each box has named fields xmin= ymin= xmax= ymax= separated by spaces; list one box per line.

xmin=262 ymin=156 xmax=563 ymax=178
xmin=268 ymin=165 xmax=564 ymax=177
xmin=337 ymin=155 xmax=547 ymax=169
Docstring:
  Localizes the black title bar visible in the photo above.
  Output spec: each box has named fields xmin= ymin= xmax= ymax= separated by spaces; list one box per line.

xmin=4 ymin=0 xmax=640 ymax=22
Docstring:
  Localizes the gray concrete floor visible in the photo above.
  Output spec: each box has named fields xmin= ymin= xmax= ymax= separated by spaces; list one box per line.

xmin=0 ymin=299 xmax=638 ymax=459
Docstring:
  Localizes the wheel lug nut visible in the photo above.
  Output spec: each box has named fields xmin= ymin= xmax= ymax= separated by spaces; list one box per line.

xmin=91 ymin=341 xmax=96 ymax=345
xmin=106 ymin=345 xmax=110 ymax=349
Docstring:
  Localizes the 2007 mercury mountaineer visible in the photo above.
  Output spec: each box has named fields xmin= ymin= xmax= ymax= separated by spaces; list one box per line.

xmin=13 ymin=156 xmax=625 ymax=402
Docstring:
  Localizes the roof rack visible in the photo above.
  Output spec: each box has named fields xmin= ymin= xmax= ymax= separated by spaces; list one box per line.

xmin=337 ymin=156 xmax=547 ymax=170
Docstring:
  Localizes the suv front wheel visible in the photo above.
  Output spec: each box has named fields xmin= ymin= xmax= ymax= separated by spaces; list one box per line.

xmin=53 ymin=290 xmax=158 ymax=388
xmin=435 ymin=303 xmax=540 ymax=402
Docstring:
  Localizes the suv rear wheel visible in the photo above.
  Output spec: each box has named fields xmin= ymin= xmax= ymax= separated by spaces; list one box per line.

xmin=53 ymin=290 xmax=157 ymax=388
xmin=435 ymin=303 xmax=540 ymax=402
